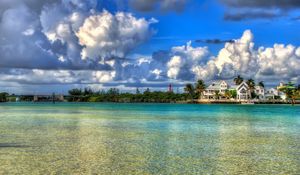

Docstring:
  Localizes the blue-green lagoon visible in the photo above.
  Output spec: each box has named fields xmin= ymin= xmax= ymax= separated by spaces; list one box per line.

xmin=0 ymin=103 xmax=299 ymax=174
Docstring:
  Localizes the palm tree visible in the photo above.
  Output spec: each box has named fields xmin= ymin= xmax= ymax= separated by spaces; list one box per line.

xmin=224 ymin=90 xmax=232 ymax=99
xmin=0 ymin=92 xmax=9 ymax=102
xmin=229 ymin=90 xmax=237 ymax=99
xmin=246 ymin=79 xmax=256 ymax=99
xmin=258 ymin=81 xmax=264 ymax=88
xmin=195 ymin=79 xmax=206 ymax=99
xmin=68 ymin=88 xmax=82 ymax=96
xmin=291 ymin=90 xmax=299 ymax=105
xmin=285 ymin=82 xmax=296 ymax=90
xmin=234 ymin=75 xmax=243 ymax=85
xmin=136 ymin=88 xmax=140 ymax=94
xmin=214 ymin=91 xmax=220 ymax=100
xmin=184 ymin=83 xmax=194 ymax=101
xmin=279 ymin=82 xmax=296 ymax=104
xmin=246 ymin=79 xmax=255 ymax=90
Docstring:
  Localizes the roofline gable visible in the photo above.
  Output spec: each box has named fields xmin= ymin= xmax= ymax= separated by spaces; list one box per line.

xmin=237 ymin=82 xmax=249 ymax=91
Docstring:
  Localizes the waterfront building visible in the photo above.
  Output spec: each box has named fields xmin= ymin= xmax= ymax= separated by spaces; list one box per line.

xmin=279 ymin=92 xmax=287 ymax=100
xmin=236 ymin=82 xmax=251 ymax=100
xmin=204 ymin=80 xmax=252 ymax=100
xmin=265 ymin=88 xmax=278 ymax=99
xmin=202 ymin=80 xmax=291 ymax=101
xmin=255 ymin=86 xmax=265 ymax=99
xmin=203 ymin=80 xmax=228 ymax=99
xmin=275 ymin=82 xmax=293 ymax=100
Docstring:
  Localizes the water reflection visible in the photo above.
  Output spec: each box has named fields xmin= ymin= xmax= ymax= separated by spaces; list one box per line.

xmin=0 ymin=104 xmax=299 ymax=174
xmin=215 ymin=112 xmax=300 ymax=174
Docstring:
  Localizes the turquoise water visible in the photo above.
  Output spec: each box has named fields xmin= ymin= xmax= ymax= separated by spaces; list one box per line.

xmin=0 ymin=103 xmax=299 ymax=174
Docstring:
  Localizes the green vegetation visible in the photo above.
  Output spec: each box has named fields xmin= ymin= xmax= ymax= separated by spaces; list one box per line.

xmin=246 ymin=78 xmax=255 ymax=90
xmin=184 ymin=83 xmax=194 ymax=101
xmin=246 ymin=78 xmax=256 ymax=98
xmin=67 ymin=87 xmax=190 ymax=103
xmin=19 ymin=96 xmax=34 ymax=101
xmin=214 ymin=91 xmax=220 ymax=99
xmin=0 ymin=94 xmax=33 ymax=102
xmin=67 ymin=80 xmax=207 ymax=103
xmin=0 ymin=92 xmax=8 ymax=102
xmin=278 ymin=82 xmax=299 ymax=105
xmin=65 ymin=78 xmax=300 ymax=103
xmin=229 ymin=90 xmax=237 ymax=98
xmin=1 ymin=78 xmax=299 ymax=104
xmin=224 ymin=90 xmax=237 ymax=99
xmin=195 ymin=79 xmax=206 ymax=99
xmin=258 ymin=81 xmax=264 ymax=88
xmin=234 ymin=75 xmax=243 ymax=85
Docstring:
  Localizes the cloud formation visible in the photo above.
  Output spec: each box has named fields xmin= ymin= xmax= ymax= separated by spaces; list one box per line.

xmin=0 ymin=69 xmax=115 ymax=85
xmin=220 ymin=0 xmax=300 ymax=20
xmin=192 ymin=30 xmax=300 ymax=84
xmin=0 ymin=0 xmax=59 ymax=17
xmin=129 ymin=0 xmax=187 ymax=12
xmin=224 ymin=10 xmax=282 ymax=21
xmin=257 ymin=44 xmax=300 ymax=81
xmin=195 ymin=39 xmax=234 ymax=44
xmin=115 ymin=30 xmax=300 ymax=87
xmin=220 ymin=0 xmax=300 ymax=9
xmin=0 ymin=3 xmax=63 ymax=69
xmin=167 ymin=42 xmax=210 ymax=80
xmin=77 ymin=10 xmax=157 ymax=61
xmin=0 ymin=0 xmax=156 ymax=71
xmin=0 ymin=0 xmax=299 ymax=93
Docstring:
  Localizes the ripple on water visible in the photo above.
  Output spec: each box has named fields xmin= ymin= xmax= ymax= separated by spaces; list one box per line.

xmin=0 ymin=103 xmax=299 ymax=174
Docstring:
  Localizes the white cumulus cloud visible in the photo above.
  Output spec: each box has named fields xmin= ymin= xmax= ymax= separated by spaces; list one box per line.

xmin=190 ymin=30 xmax=300 ymax=84
xmin=76 ymin=10 xmax=157 ymax=61
xmin=257 ymin=44 xmax=300 ymax=81
xmin=167 ymin=41 xmax=210 ymax=80
xmin=167 ymin=56 xmax=183 ymax=79
xmin=213 ymin=30 xmax=258 ymax=78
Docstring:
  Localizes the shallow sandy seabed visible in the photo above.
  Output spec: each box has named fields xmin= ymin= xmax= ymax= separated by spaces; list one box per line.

xmin=0 ymin=103 xmax=299 ymax=174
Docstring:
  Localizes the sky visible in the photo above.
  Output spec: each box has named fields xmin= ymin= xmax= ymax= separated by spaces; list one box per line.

xmin=0 ymin=0 xmax=300 ymax=94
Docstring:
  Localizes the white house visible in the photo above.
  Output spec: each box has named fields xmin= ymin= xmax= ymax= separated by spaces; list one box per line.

xmin=236 ymin=82 xmax=251 ymax=100
xmin=204 ymin=80 xmax=251 ymax=100
xmin=203 ymin=80 xmax=228 ymax=99
xmin=254 ymin=86 xmax=265 ymax=99
xmin=276 ymin=82 xmax=288 ymax=100
xmin=265 ymin=88 xmax=278 ymax=99
xmin=266 ymin=87 xmax=287 ymax=100
xmin=279 ymin=92 xmax=287 ymax=100
xmin=202 ymin=80 xmax=289 ymax=101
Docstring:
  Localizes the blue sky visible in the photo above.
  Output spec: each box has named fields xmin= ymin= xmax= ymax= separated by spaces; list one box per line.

xmin=0 ymin=0 xmax=300 ymax=94
xmin=132 ymin=0 xmax=300 ymax=55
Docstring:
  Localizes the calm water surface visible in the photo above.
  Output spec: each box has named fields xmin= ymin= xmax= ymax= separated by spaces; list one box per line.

xmin=0 ymin=103 xmax=299 ymax=174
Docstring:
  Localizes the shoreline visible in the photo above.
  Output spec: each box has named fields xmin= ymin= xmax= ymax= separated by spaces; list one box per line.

xmin=1 ymin=101 xmax=299 ymax=105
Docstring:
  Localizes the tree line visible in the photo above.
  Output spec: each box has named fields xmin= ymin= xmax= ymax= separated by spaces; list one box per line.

xmin=1 ymin=75 xmax=299 ymax=103
xmin=66 ymin=80 xmax=209 ymax=103
xmin=67 ymin=87 xmax=190 ymax=103
xmin=66 ymin=75 xmax=300 ymax=103
xmin=0 ymin=92 xmax=9 ymax=102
